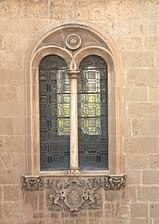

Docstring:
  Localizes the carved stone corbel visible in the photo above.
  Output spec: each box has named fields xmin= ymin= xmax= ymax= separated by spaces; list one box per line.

xmin=22 ymin=176 xmax=41 ymax=191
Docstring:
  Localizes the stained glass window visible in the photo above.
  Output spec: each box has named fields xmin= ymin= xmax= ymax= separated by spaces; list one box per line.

xmin=78 ymin=55 xmax=108 ymax=169
xmin=39 ymin=55 xmax=70 ymax=170
xmin=39 ymin=54 xmax=108 ymax=171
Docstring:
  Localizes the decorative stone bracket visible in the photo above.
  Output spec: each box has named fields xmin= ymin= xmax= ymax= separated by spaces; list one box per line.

xmin=22 ymin=175 xmax=126 ymax=213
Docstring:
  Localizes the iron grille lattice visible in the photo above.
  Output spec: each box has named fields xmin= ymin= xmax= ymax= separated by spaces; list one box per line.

xmin=39 ymin=55 xmax=70 ymax=170
xmin=78 ymin=55 xmax=108 ymax=169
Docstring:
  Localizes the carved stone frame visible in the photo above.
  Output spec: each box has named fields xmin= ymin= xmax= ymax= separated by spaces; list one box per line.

xmin=24 ymin=22 xmax=123 ymax=176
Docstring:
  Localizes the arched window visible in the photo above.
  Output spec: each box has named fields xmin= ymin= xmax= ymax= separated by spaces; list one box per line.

xmin=27 ymin=24 xmax=123 ymax=175
xmin=39 ymin=55 xmax=70 ymax=170
xmin=78 ymin=55 xmax=108 ymax=169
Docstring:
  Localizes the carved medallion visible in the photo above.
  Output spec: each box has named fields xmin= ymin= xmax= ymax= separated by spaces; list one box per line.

xmin=64 ymin=182 xmax=84 ymax=211
xmin=65 ymin=34 xmax=81 ymax=50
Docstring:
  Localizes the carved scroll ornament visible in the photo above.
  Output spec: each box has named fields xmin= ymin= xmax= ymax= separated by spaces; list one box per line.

xmin=22 ymin=175 xmax=126 ymax=213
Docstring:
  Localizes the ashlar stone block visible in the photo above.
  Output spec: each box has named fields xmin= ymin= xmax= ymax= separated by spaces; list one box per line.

xmin=149 ymin=86 xmax=159 ymax=101
xmin=137 ymin=186 xmax=159 ymax=202
xmin=143 ymin=171 xmax=159 ymax=185
xmin=150 ymin=203 xmax=159 ymax=218
xmin=132 ymin=119 xmax=159 ymax=136
xmin=21 ymin=0 xmax=48 ymax=19
xmin=4 ymin=185 xmax=19 ymax=201
xmin=116 ymin=37 xmax=142 ymax=51
xmin=130 ymin=219 xmax=148 ymax=224
xmin=122 ymin=51 xmax=154 ymax=68
xmin=131 ymin=203 xmax=148 ymax=217
xmin=0 ymin=169 xmax=19 ymax=184
xmin=127 ymin=69 xmax=159 ymax=87
xmin=149 ymin=154 xmax=159 ymax=169
xmin=0 ymin=118 xmax=13 ymax=135
xmin=127 ymin=103 xmax=158 ymax=119
xmin=50 ymin=0 xmax=73 ymax=20
xmin=5 ymin=135 xmax=23 ymax=153
xmin=0 ymin=50 xmax=13 ymax=68
xmin=0 ymin=68 xmax=12 ymax=85
xmin=127 ymin=154 xmax=148 ymax=169
xmin=0 ymin=0 xmax=20 ymax=19
xmin=123 ymin=87 xmax=148 ymax=102
xmin=129 ymin=137 xmax=158 ymax=154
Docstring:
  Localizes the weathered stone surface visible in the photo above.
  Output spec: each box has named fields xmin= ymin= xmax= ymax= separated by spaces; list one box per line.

xmin=0 ymin=169 xmax=19 ymax=184
xmin=4 ymin=135 xmax=23 ymax=153
xmin=0 ymin=118 xmax=13 ymax=135
xmin=0 ymin=101 xmax=22 ymax=117
xmin=149 ymin=87 xmax=159 ymax=101
xmin=149 ymin=154 xmax=159 ymax=169
xmin=150 ymin=204 xmax=159 ymax=218
xmin=122 ymin=51 xmax=154 ymax=68
xmin=123 ymin=87 xmax=148 ymax=102
xmin=0 ymin=187 xmax=2 ymax=202
xmin=129 ymin=137 xmax=158 ymax=154
xmin=4 ymin=185 xmax=19 ymax=201
xmin=142 ymin=171 xmax=159 ymax=185
xmin=130 ymin=219 xmax=148 ymax=224
xmin=127 ymin=170 xmax=141 ymax=185
xmin=127 ymin=69 xmax=159 ymax=87
xmin=132 ymin=119 xmax=159 ymax=136
xmin=21 ymin=0 xmax=48 ymax=19
xmin=127 ymin=154 xmax=149 ymax=169
xmin=2 ymin=203 xmax=23 ymax=219
xmin=131 ymin=203 xmax=148 ymax=217
xmin=137 ymin=186 xmax=159 ymax=202
xmin=50 ymin=0 xmax=74 ymax=20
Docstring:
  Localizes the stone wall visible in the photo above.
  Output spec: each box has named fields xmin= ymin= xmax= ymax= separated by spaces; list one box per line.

xmin=0 ymin=0 xmax=159 ymax=223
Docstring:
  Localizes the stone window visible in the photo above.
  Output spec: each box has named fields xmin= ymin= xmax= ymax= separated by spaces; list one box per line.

xmin=22 ymin=23 xmax=125 ymax=213
xmin=26 ymin=23 xmax=123 ymax=176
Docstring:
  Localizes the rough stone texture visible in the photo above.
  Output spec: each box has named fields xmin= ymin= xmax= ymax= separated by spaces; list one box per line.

xmin=0 ymin=0 xmax=159 ymax=223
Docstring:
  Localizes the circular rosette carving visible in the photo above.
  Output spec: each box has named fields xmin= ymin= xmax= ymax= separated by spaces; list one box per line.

xmin=64 ymin=183 xmax=84 ymax=211
xmin=65 ymin=34 xmax=81 ymax=50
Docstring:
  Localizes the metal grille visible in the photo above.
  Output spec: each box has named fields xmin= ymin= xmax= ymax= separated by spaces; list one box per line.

xmin=78 ymin=55 xmax=108 ymax=169
xmin=39 ymin=55 xmax=70 ymax=170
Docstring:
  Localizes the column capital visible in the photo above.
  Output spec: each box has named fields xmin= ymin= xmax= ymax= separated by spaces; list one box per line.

xmin=67 ymin=69 xmax=80 ymax=79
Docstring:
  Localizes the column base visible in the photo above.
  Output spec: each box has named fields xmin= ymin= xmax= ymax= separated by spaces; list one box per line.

xmin=68 ymin=167 xmax=80 ymax=174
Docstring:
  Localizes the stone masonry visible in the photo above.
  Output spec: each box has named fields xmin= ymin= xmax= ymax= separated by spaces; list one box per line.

xmin=0 ymin=0 xmax=159 ymax=223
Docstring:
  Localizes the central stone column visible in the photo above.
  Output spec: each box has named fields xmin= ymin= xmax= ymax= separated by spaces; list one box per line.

xmin=68 ymin=70 xmax=80 ymax=173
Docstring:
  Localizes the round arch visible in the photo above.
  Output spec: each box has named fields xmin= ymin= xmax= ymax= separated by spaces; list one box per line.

xmin=25 ymin=22 xmax=123 ymax=175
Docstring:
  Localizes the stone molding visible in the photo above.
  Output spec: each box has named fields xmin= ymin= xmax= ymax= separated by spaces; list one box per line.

xmin=22 ymin=175 xmax=126 ymax=212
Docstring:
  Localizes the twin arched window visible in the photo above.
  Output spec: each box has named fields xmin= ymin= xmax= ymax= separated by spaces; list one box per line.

xmin=39 ymin=55 xmax=108 ymax=171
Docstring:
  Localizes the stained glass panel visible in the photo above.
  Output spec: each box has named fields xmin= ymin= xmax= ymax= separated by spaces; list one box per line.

xmin=78 ymin=55 xmax=108 ymax=169
xmin=39 ymin=55 xmax=70 ymax=170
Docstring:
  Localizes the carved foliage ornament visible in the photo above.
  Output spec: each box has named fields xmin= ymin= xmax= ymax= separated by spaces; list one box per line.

xmin=22 ymin=176 xmax=41 ymax=191
xmin=22 ymin=175 xmax=126 ymax=212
